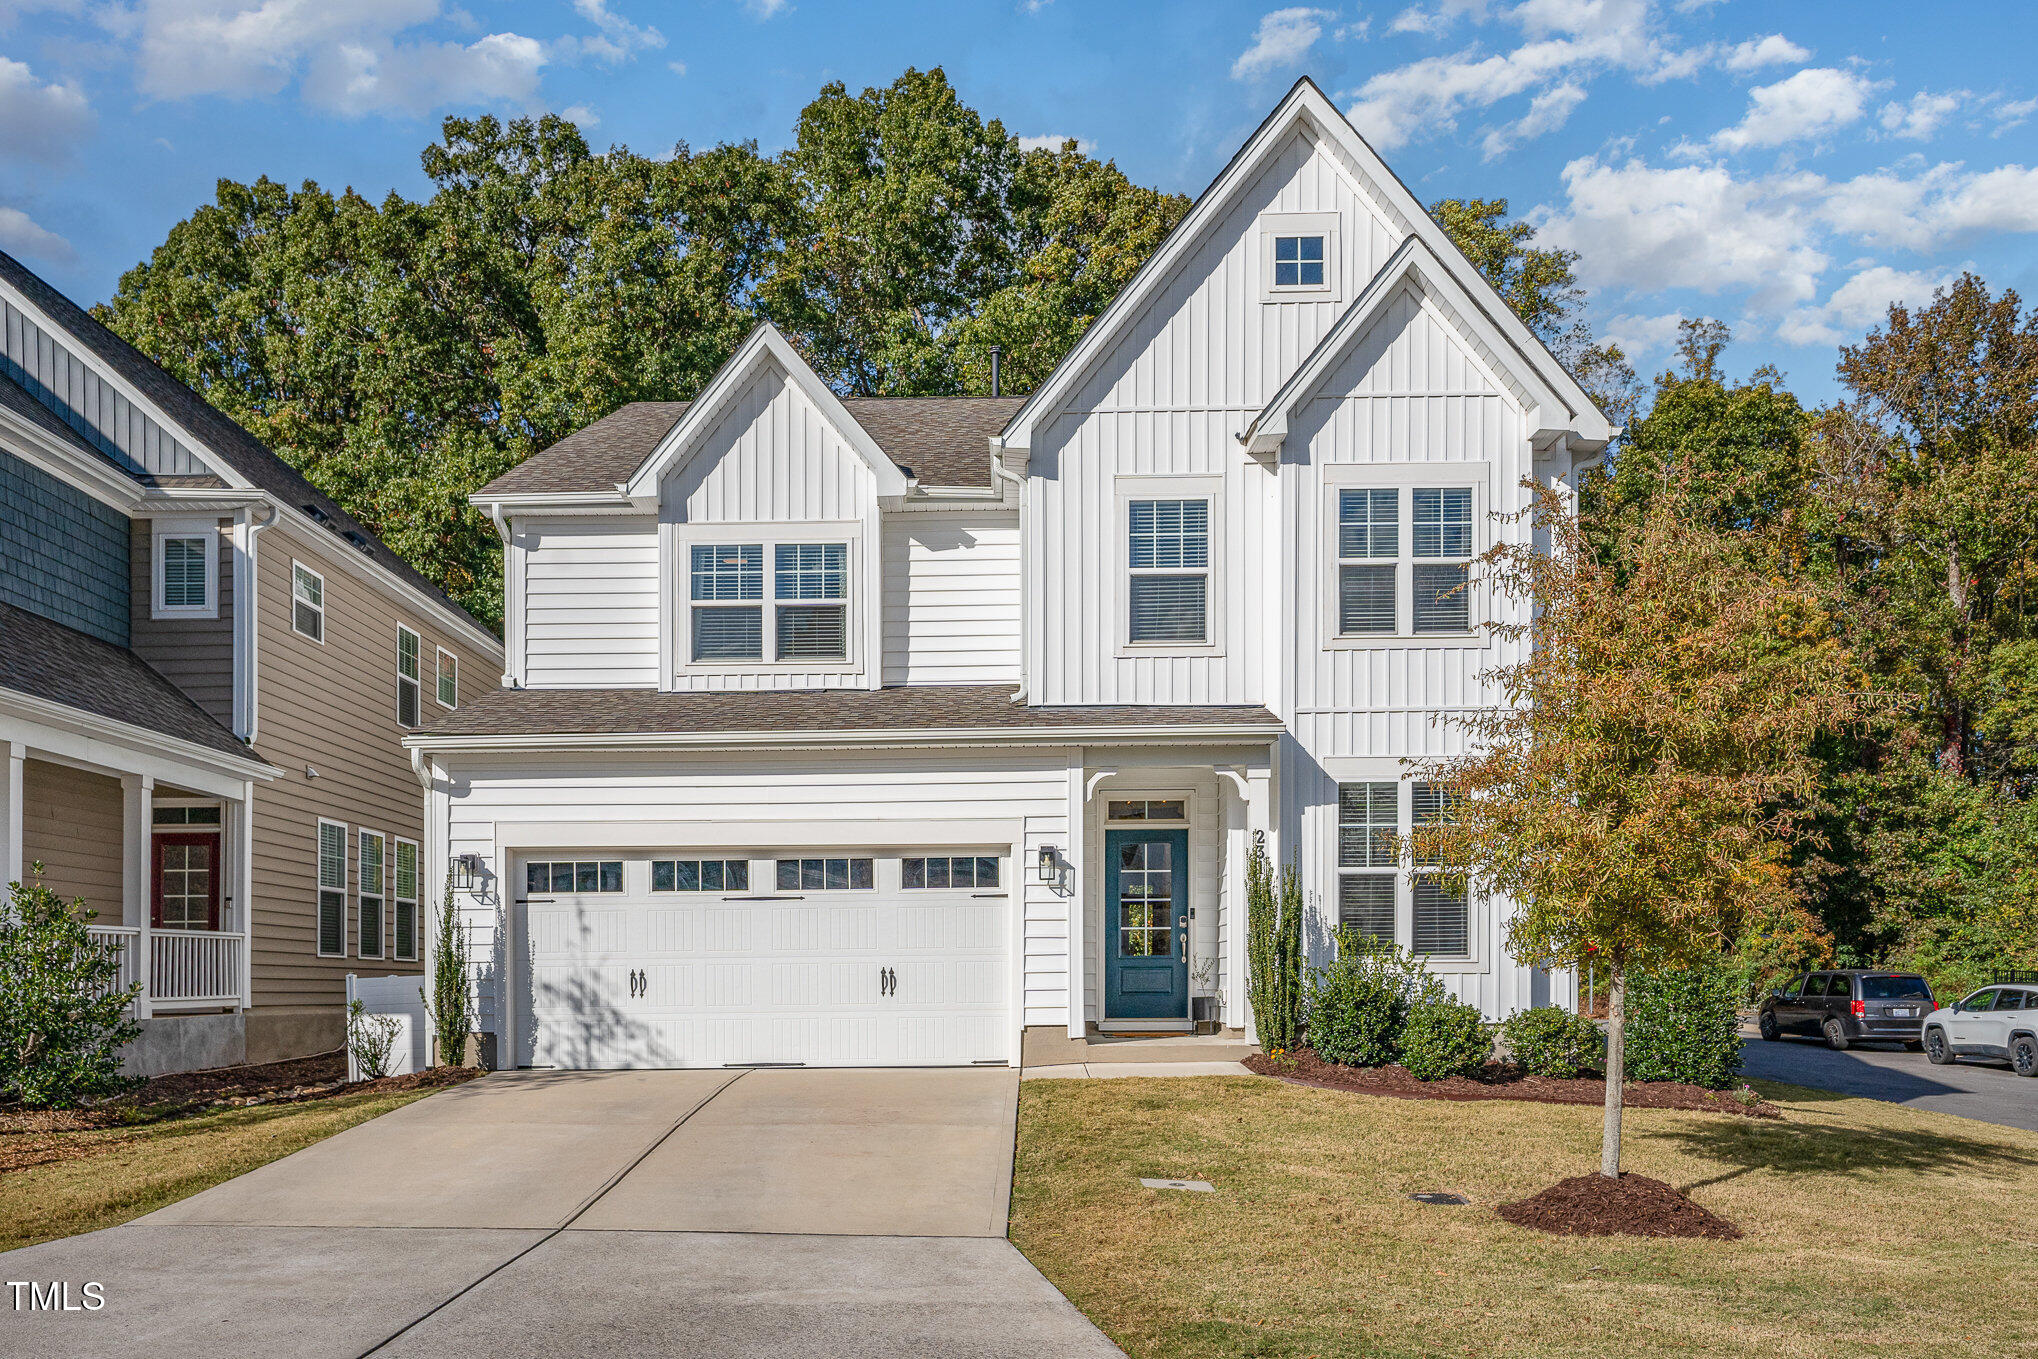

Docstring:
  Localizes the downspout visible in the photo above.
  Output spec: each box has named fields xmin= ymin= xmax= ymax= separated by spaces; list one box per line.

xmin=234 ymin=501 xmax=279 ymax=744
xmin=988 ymin=437 xmax=1030 ymax=704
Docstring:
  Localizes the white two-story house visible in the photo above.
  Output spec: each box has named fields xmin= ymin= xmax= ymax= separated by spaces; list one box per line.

xmin=408 ymin=79 xmax=1612 ymax=1070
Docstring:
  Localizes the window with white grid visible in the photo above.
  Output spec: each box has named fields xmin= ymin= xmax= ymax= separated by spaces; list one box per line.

xmin=1333 ymin=780 xmax=1471 ymax=959
xmin=687 ymin=539 xmax=852 ymax=665
xmin=1327 ymin=479 xmax=1480 ymax=642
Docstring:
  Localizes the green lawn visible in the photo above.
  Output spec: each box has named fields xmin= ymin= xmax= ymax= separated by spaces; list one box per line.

xmin=1012 ymin=1075 xmax=2038 ymax=1359
xmin=0 ymin=1087 xmax=442 ymax=1252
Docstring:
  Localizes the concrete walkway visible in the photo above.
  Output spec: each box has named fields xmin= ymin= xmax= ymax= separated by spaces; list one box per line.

xmin=1023 ymin=1060 xmax=1254 ymax=1080
xmin=1 ymin=1068 xmax=1120 ymax=1359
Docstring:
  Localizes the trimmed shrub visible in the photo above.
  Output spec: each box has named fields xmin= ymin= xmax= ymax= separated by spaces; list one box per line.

xmin=1304 ymin=932 xmax=1441 ymax=1067
xmin=0 ymin=870 xmax=142 ymax=1109
xmin=1500 ymin=1005 xmax=1605 ymax=1077
xmin=1400 ymin=993 xmax=1492 ymax=1080
xmin=1625 ymin=962 xmax=1743 ymax=1089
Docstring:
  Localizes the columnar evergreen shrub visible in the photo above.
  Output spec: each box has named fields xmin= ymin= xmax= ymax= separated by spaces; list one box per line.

xmin=1244 ymin=837 xmax=1303 ymax=1051
xmin=1500 ymin=1006 xmax=1606 ymax=1077
xmin=1625 ymin=962 xmax=1743 ymax=1088
xmin=0 ymin=871 xmax=142 ymax=1108
xmin=1399 ymin=993 xmax=1492 ymax=1080
xmin=420 ymin=876 xmax=474 ymax=1067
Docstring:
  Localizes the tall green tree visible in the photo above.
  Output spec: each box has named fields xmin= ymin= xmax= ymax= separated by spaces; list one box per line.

xmin=1412 ymin=490 xmax=1864 ymax=1177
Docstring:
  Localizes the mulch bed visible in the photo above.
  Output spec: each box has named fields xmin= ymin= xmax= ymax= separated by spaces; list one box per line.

xmin=1496 ymin=1172 xmax=1744 ymax=1240
xmin=0 ymin=1051 xmax=483 ymax=1143
xmin=1245 ymin=1048 xmax=1779 ymax=1118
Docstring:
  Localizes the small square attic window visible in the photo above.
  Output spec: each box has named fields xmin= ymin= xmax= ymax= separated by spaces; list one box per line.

xmin=1260 ymin=212 xmax=1339 ymax=302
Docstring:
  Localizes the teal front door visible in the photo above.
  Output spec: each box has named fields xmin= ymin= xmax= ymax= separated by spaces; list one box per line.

xmin=1104 ymin=828 xmax=1189 ymax=1021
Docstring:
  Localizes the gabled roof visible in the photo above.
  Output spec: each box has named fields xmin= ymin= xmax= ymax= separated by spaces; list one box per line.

xmin=476 ymin=395 xmax=1024 ymax=499
xmin=996 ymin=77 xmax=1613 ymax=455
xmin=0 ymin=600 xmax=273 ymax=770
xmin=0 ymin=250 xmax=497 ymax=644
xmin=1241 ymin=235 xmax=1567 ymax=456
xmin=621 ymin=322 xmax=907 ymax=501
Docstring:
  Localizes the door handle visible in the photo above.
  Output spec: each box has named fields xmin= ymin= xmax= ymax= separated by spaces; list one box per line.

xmin=639 ymin=969 xmax=648 ymax=999
xmin=878 ymin=966 xmax=886 ymax=997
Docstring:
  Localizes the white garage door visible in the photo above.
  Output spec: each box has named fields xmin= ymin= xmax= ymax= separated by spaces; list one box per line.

xmin=515 ymin=852 xmax=1008 ymax=1069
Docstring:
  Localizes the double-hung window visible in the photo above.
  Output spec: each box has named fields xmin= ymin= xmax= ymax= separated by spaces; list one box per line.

xmin=316 ymin=818 xmax=347 ymax=957
xmin=1126 ymin=498 xmax=1210 ymax=645
xmin=392 ymin=838 xmax=420 ymax=961
xmin=689 ymin=540 xmax=850 ymax=664
xmin=153 ymin=520 xmax=216 ymax=618
xmin=396 ymin=626 xmax=422 ymax=727
xmin=358 ymin=831 xmax=385 ymax=959
xmin=1330 ymin=480 xmax=1479 ymax=639
xmin=292 ymin=563 xmax=324 ymax=642
xmin=436 ymin=647 xmax=458 ymax=709
xmin=1334 ymin=780 xmax=1470 ymax=959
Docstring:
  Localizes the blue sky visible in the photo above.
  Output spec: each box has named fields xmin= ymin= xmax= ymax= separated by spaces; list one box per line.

xmin=4 ymin=0 xmax=2037 ymax=406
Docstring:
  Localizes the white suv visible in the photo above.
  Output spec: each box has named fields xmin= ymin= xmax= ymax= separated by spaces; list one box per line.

xmin=1922 ymin=984 xmax=2038 ymax=1076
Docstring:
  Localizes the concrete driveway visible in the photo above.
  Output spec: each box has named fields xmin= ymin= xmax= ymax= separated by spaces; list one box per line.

xmin=1741 ymin=1033 xmax=2038 ymax=1132
xmin=1 ymin=1068 xmax=1119 ymax=1359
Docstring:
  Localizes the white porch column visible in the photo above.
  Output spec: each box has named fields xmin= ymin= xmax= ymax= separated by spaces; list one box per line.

xmin=237 ymin=787 xmax=255 ymax=1011
xmin=121 ymin=773 xmax=154 ymax=1018
xmin=0 ymin=740 xmax=22 ymax=896
xmin=1065 ymin=750 xmax=1086 ymax=1040
xmin=1229 ymin=766 xmax=1273 ymax=1042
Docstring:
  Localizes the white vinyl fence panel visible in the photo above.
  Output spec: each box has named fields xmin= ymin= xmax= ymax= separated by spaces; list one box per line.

xmin=345 ymin=973 xmax=429 ymax=1080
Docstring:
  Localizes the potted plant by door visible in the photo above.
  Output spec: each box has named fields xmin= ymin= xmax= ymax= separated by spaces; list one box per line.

xmin=1191 ymin=956 xmax=1222 ymax=1034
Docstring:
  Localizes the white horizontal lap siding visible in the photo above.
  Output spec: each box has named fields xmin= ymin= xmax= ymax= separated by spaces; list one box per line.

xmin=881 ymin=511 xmax=1021 ymax=685
xmin=665 ymin=362 xmax=879 ymax=691
xmin=439 ymin=749 xmax=1076 ymax=1036
xmin=519 ymin=519 xmax=660 ymax=687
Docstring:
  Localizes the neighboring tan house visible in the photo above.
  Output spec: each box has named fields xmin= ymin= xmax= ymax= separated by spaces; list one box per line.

xmin=0 ymin=249 xmax=504 ymax=1074
xmin=407 ymin=79 xmax=1612 ymax=1072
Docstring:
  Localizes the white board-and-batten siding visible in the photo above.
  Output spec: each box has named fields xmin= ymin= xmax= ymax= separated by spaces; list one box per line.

xmin=438 ymin=750 xmax=1078 ymax=1037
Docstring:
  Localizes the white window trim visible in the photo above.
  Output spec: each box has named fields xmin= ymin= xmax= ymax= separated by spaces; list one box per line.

xmin=672 ymin=521 xmax=866 ymax=678
xmin=316 ymin=816 xmax=348 ymax=959
xmin=291 ymin=561 xmax=326 ymax=644
xmin=396 ymin=624 xmax=423 ymax=728
xmin=392 ymin=835 xmax=420 ymax=962
xmin=1321 ymin=759 xmax=1484 ymax=972
xmin=1259 ymin=210 xmax=1341 ymax=304
xmin=1321 ymin=463 xmax=1488 ymax=650
xmin=435 ymin=646 xmax=458 ymax=710
xmin=151 ymin=518 xmax=219 ymax=619
xmin=1114 ymin=475 xmax=1224 ymax=659
xmin=358 ymin=829 xmax=386 ymax=961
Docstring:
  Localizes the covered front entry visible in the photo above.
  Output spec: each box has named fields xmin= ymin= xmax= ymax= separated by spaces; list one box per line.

xmin=514 ymin=852 xmax=1009 ymax=1069
xmin=1104 ymin=827 xmax=1188 ymax=1021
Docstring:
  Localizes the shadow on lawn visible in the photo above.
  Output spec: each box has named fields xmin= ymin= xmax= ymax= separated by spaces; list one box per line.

xmin=1642 ymin=1110 xmax=2038 ymax=1195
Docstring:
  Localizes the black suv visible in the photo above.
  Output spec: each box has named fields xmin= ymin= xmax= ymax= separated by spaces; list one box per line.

xmin=1758 ymin=969 xmax=1934 ymax=1050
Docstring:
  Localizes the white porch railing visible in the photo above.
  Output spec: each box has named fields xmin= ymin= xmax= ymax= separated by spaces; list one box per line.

xmin=86 ymin=925 xmax=140 ymax=998
xmin=85 ymin=925 xmax=245 ymax=1009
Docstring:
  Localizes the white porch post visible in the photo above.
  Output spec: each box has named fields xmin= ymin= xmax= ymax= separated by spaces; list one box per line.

xmin=1065 ymin=750 xmax=1086 ymax=1040
xmin=1229 ymin=765 xmax=1273 ymax=1042
xmin=235 ymin=786 xmax=255 ymax=1011
xmin=121 ymin=773 xmax=154 ymax=1018
xmin=0 ymin=740 xmax=22 ymax=895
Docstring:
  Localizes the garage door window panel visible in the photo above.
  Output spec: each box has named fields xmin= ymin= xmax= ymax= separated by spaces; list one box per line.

xmin=652 ymin=858 xmax=750 ymax=892
xmin=526 ymin=860 xmax=624 ymax=893
xmin=903 ymin=855 xmax=999 ymax=889
xmin=777 ymin=857 xmax=874 ymax=891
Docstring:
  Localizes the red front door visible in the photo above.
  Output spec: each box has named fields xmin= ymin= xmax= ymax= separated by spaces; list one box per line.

xmin=152 ymin=832 xmax=221 ymax=930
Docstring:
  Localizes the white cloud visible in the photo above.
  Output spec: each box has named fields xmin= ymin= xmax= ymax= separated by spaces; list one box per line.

xmin=1231 ymin=7 xmax=1333 ymax=81
xmin=1343 ymin=0 xmax=1673 ymax=149
xmin=742 ymin=0 xmax=788 ymax=17
xmin=115 ymin=1 xmax=560 ymax=117
xmin=1600 ymin=309 xmax=1686 ymax=358
xmin=1712 ymin=67 xmax=1880 ymax=151
xmin=1721 ymin=34 xmax=1807 ymax=74
xmin=0 ymin=56 xmax=95 ymax=163
xmin=667 ymin=59 xmax=687 ymax=76
xmin=1480 ymin=81 xmax=1585 ymax=159
xmin=1387 ymin=0 xmax=1489 ymax=35
xmin=1775 ymin=264 xmax=1953 ymax=346
xmin=1018 ymin=133 xmax=1096 ymax=153
xmin=0 ymin=205 xmax=76 ymax=263
xmin=570 ymin=0 xmax=662 ymax=63
xmin=1878 ymin=90 xmax=1961 ymax=141
xmin=1817 ymin=161 xmax=2038 ymax=251
xmin=1992 ymin=96 xmax=2037 ymax=135
xmin=560 ymin=103 xmax=598 ymax=128
xmin=1535 ymin=156 xmax=1829 ymax=311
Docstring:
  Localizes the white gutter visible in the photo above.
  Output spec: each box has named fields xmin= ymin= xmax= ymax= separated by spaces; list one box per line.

xmin=404 ymin=720 xmax=1284 ymax=756
xmin=0 ymin=687 xmax=283 ymax=781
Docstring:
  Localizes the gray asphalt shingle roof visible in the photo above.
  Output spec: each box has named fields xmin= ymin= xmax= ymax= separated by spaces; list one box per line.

xmin=478 ymin=396 xmax=1025 ymax=497
xmin=0 ymin=601 xmax=269 ymax=766
xmin=419 ymin=684 xmax=1281 ymax=739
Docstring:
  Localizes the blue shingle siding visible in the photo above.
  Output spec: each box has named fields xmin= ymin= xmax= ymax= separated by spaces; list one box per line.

xmin=0 ymin=448 xmax=131 ymax=646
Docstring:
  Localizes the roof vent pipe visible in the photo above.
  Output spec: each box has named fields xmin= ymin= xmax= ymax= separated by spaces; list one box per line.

xmin=989 ymin=346 xmax=1001 ymax=398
